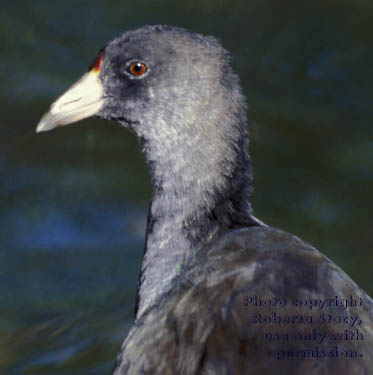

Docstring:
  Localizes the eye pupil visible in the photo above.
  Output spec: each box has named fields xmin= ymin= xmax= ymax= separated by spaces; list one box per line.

xmin=129 ymin=62 xmax=147 ymax=77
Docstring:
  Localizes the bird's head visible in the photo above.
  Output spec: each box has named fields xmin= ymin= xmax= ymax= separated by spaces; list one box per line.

xmin=36 ymin=25 xmax=239 ymax=143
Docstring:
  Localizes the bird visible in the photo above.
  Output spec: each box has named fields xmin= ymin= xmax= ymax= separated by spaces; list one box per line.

xmin=37 ymin=25 xmax=373 ymax=375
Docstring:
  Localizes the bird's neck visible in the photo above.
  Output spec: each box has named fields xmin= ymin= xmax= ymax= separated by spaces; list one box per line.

xmin=134 ymin=130 xmax=255 ymax=319
xmin=134 ymin=80 xmax=256 ymax=318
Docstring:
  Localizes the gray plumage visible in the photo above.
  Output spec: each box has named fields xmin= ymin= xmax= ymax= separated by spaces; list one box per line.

xmin=37 ymin=25 xmax=373 ymax=375
xmin=114 ymin=227 xmax=373 ymax=375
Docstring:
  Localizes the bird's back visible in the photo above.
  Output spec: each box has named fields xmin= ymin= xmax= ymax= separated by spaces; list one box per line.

xmin=113 ymin=226 xmax=373 ymax=375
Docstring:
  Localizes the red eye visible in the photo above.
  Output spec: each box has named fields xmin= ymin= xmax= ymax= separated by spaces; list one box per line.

xmin=128 ymin=62 xmax=147 ymax=77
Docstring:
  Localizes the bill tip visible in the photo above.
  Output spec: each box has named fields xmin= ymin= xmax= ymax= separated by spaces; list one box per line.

xmin=36 ymin=113 xmax=55 ymax=133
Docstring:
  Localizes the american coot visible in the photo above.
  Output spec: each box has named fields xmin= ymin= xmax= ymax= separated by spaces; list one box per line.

xmin=37 ymin=25 xmax=373 ymax=375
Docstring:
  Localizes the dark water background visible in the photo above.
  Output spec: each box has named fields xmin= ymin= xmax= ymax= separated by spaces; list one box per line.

xmin=1 ymin=0 xmax=372 ymax=373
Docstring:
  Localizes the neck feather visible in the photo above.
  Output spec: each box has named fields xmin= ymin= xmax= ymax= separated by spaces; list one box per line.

xmin=134 ymin=115 xmax=255 ymax=318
